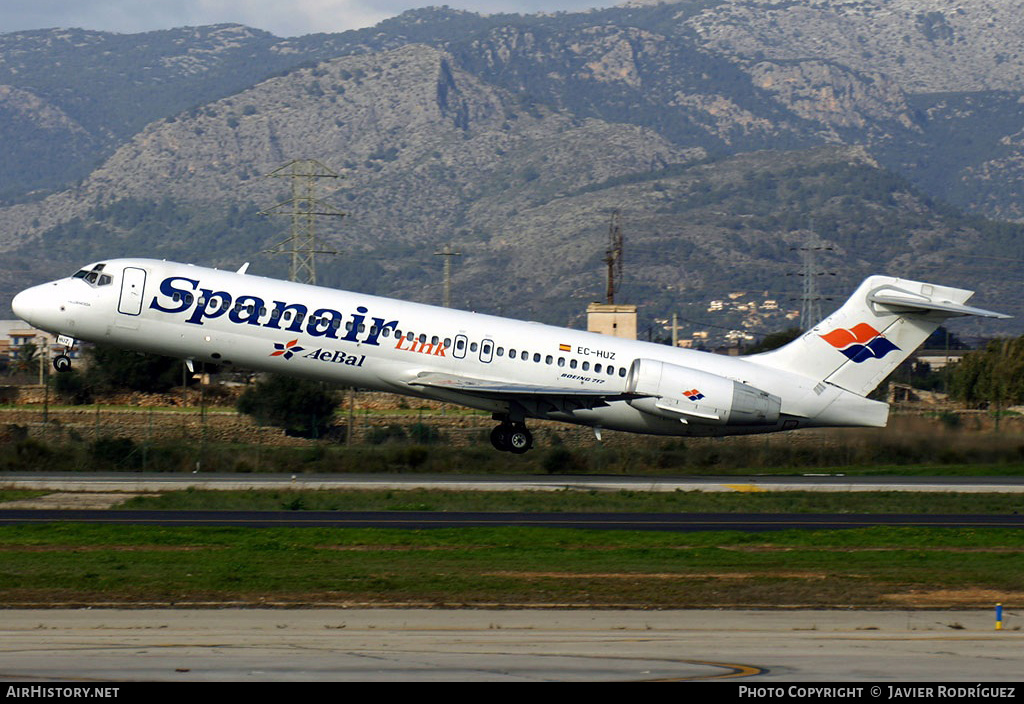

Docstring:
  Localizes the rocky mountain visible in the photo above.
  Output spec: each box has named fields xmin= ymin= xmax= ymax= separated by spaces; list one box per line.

xmin=0 ymin=1 xmax=1022 ymax=339
xmin=682 ymin=0 xmax=1024 ymax=92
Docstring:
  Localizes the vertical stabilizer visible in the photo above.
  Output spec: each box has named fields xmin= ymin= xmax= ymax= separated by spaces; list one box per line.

xmin=748 ymin=276 xmax=1007 ymax=396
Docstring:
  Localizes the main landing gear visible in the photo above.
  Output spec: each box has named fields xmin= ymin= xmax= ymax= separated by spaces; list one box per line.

xmin=490 ymin=421 xmax=533 ymax=454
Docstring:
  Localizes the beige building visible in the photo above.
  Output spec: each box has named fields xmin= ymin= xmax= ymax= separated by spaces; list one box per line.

xmin=0 ymin=320 xmax=81 ymax=364
xmin=586 ymin=303 xmax=638 ymax=340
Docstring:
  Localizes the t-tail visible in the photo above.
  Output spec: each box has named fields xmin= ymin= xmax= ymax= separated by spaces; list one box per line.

xmin=748 ymin=275 xmax=1010 ymax=397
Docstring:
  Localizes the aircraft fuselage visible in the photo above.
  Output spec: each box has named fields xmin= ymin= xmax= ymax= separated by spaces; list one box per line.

xmin=18 ymin=258 xmax=965 ymax=450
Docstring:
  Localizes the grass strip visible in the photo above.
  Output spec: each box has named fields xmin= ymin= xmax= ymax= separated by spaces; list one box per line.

xmin=0 ymin=491 xmax=50 ymax=502
xmin=115 ymin=488 xmax=1024 ymax=514
xmin=0 ymin=524 xmax=1021 ymax=609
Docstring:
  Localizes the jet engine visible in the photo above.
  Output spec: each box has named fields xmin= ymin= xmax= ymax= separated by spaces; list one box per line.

xmin=625 ymin=358 xmax=781 ymax=426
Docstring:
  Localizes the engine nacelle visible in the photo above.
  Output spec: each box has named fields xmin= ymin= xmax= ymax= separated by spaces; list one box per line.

xmin=625 ymin=358 xmax=781 ymax=426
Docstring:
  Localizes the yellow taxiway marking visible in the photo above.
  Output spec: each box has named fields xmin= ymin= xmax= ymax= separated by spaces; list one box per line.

xmin=645 ymin=659 xmax=766 ymax=681
xmin=724 ymin=484 xmax=766 ymax=492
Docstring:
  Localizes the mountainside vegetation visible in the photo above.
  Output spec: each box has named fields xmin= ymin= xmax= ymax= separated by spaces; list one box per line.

xmin=1 ymin=0 xmax=1023 ymax=341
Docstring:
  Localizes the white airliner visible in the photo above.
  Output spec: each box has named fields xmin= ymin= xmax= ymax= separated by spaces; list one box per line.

xmin=12 ymin=258 xmax=1008 ymax=453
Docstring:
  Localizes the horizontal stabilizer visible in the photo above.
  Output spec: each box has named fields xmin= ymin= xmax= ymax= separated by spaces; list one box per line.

xmin=869 ymin=288 xmax=1010 ymax=319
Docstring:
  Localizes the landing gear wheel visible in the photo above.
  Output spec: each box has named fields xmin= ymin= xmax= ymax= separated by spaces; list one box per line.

xmin=507 ymin=427 xmax=533 ymax=454
xmin=490 ymin=423 xmax=534 ymax=453
xmin=490 ymin=425 xmax=511 ymax=452
xmin=53 ymin=354 xmax=72 ymax=373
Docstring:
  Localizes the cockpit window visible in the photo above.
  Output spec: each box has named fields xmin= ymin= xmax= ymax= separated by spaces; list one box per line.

xmin=72 ymin=263 xmax=114 ymax=288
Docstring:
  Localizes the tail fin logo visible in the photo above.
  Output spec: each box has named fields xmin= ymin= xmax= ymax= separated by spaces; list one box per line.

xmin=819 ymin=323 xmax=900 ymax=363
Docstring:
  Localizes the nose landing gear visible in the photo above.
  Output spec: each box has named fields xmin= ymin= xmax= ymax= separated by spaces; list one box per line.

xmin=490 ymin=421 xmax=533 ymax=454
xmin=53 ymin=354 xmax=72 ymax=373
xmin=52 ymin=335 xmax=76 ymax=373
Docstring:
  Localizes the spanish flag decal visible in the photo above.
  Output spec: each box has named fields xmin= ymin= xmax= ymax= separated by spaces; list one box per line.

xmin=559 ymin=343 xmax=571 ymax=352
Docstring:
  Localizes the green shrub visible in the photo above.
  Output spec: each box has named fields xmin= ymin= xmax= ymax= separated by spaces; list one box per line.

xmin=89 ymin=436 xmax=141 ymax=470
xmin=237 ymin=374 xmax=339 ymax=439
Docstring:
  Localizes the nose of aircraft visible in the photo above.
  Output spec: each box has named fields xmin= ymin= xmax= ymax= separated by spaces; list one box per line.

xmin=11 ymin=287 xmax=35 ymax=323
xmin=12 ymin=283 xmax=58 ymax=329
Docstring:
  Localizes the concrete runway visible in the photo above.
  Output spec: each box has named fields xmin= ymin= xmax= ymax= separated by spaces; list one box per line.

xmin=1 ymin=609 xmax=1021 ymax=682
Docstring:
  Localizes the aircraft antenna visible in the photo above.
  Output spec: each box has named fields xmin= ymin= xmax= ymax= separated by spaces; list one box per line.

xmin=604 ymin=209 xmax=624 ymax=304
xmin=260 ymin=159 xmax=344 ymax=284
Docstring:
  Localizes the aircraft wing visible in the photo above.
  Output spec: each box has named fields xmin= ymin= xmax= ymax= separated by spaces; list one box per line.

xmin=408 ymin=371 xmax=635 ymax=412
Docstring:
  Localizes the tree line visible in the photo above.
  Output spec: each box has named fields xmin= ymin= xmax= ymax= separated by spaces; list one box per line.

xmin=15 ymin=335 xmax=1024 ymax=442
xmin=40 ymin=345 xmax=339 ymax=439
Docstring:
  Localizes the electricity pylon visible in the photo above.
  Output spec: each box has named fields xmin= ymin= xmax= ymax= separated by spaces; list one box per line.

xmin=790 ymin=234 xmax=835 ymax=330
xmin=261 ymin=159 xmax=344 ymax=284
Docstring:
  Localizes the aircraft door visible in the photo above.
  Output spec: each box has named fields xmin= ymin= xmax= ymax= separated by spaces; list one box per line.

xmin=118 ymin=266 xmax=147 ymax=316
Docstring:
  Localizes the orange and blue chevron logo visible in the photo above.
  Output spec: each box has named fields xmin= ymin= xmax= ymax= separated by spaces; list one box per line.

xmin=270 ymin=339 xmax=304 ymax=360
xmin=819 ymin=323 xmax=899 ymax=363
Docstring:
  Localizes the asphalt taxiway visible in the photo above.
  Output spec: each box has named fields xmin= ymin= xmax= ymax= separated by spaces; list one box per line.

xmin=2 ymin=507 xmax=1023 ymax=531
xmin=4 ymin=471 xmax=1024 ymax=493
